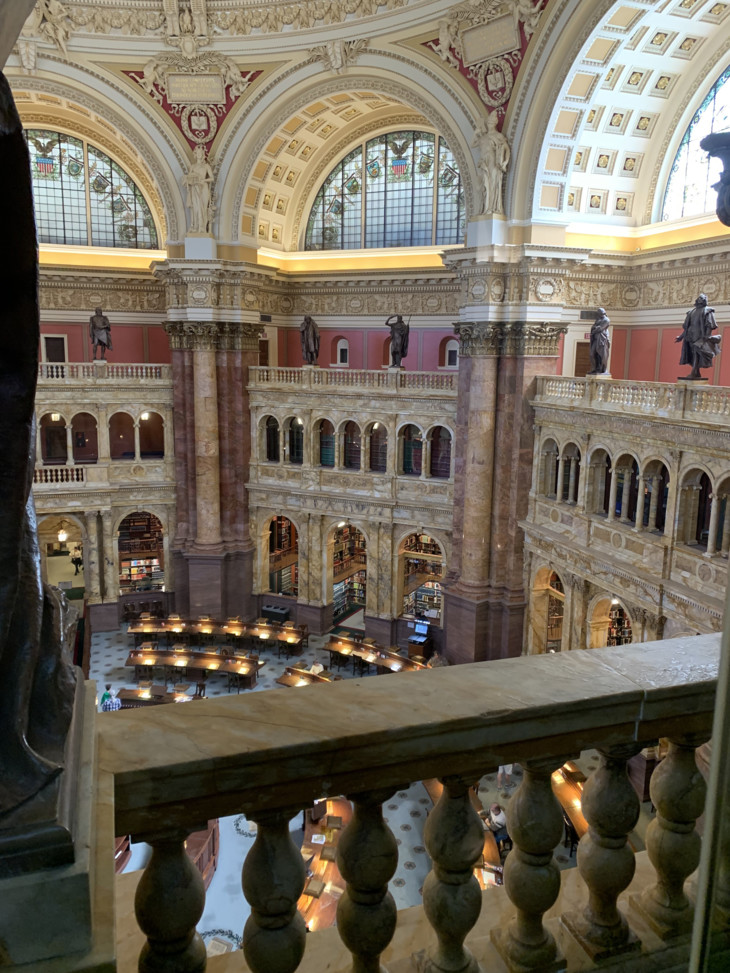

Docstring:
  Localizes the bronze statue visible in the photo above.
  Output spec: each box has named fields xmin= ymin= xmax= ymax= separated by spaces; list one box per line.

xmin=0 ymin=73 xmax=76 ymax=822
xmin=385 ymin=314 xmax=410 ymax=367
xmin=89 ymin=306 xmax=112 ymax=360
xmin=588 ymin=307 xmax=610 ymax=374
xmin=676 ymin=293 xmax=721 ymax=380
xmin=299 ymin=315 xmax=320 ymax=364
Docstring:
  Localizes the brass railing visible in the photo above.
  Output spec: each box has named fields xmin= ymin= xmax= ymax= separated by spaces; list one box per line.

xmin=98 ymin=634 xmax=726 ymax=972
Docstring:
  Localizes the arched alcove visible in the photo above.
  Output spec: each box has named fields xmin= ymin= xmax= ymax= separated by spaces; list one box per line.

xmin=117 ymin=511 xmax=164 ymax=595
xmin=398 ymin=532 xmax=445 ymax=623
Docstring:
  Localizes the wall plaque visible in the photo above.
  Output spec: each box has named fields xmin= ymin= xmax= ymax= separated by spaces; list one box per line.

xmin=167 ymin=73 xmax=225 ymax=104
xmin=460 ymin=14 xmax=519 ymax=67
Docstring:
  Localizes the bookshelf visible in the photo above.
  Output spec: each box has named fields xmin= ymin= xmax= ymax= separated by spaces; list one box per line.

xmin=118 ymin=513 xmax=164 ymax=593
xmin=546 ymin=593 xmax=564 ymax=652
xmin=607 ymin=604 xmax=632 ymax=646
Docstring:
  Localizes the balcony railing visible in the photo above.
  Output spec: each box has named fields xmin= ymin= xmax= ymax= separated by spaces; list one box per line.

xmin=249 ymin=366 xmax=458 ymax=394
xmin=99 ymin=634 xmax=724 ymax=972
xmin=536 ymin=375 xmax=730 ymax=425
xmin=33 ymin=465 xmax=85 ymax=484
xmin=38 ymin=363 xmax=172 ymax=383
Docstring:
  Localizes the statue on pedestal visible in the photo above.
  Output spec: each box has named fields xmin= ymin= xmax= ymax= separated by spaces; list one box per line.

xmin=588 ymin=307 xmax=611 ymax=374
xmin=183 ymin=144 xmax=214 ymax=233
xmin=473 ymin=112 xmax=510 ymax=216
xmin=385 ymin=314 xmax=410 ymax=367
xmin=0 ymin=73 xmax=76 ymax=827
xmin=676 ymin=293 xmax=721 ymax=380
xmin=89 ymin=306 xmax=112 ymax=360
xmin=299 ymin=315 xmax=320 ymax=364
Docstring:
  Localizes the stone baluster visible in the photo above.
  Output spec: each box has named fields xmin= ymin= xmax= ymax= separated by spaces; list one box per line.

xmin=607 ymin=467 xmax=618 ymax=521
xmin=562 ymin=744 xmax=642 ymax=960
xmin=421 ymin=775 xmax=484 ymax=973
xmin=634 ymin=733 xmax=709 ymax=938
xmin=337 ymin=788 xmax=398 ymax=972
xmin=242 ymin=807 xmax=307 ymax=973
xmin=705 ymin=493 xmax=721 ymax=555
xmin=493 ymin=757 xmax=567 ymax=970
xmin=556 ymin=454 xmax=565 ymax=501
xmin=135 ymin=828 xmax=207 ymax=973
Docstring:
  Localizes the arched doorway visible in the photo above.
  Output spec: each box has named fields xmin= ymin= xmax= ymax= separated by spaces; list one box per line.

xmin=38 ymin=514 xmax=84 ymax=596
xmin=117 ymin=512 xmax=164 ymax=594
xmin=530 ymin=567 xmax=565 ymax=653
xmin=332 ymin=523 xmax=366 ymax=625
xmin=269 ymin=516 xmax=298 ymax=594
xmin=399 ymin=532 xmax=445 ymax=622
xmin=590 ymin=596 xmax=633 ymax=648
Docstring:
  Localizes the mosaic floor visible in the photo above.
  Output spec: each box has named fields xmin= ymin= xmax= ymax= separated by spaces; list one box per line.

xmin=89 ymin=625 xmax=650 ymax=955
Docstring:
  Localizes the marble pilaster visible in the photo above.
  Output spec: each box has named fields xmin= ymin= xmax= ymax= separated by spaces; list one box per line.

xmin=100 ymin=509 xmax=117 ymax=603
xmin=191 ymin=329 xmax=222 ymax=550
xmin=84 ymin=509 xmax=101 ymax=603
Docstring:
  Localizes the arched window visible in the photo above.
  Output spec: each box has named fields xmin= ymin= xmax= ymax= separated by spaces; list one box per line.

xmin=336 ymin=338 xmax=349 ymax=366
xmin=429 ymin=426 xmax=452 ymax=478
xmin=662 ymin=64 xmax=730 ymax=221
xmin=139 ymin=411 xmax=164 ymax=459
xmin=110 ymin=412 xmax=135 ymax=460
xmin=369 ymin=422 xmax=387 ymax=472
xmin=71 ymin=412 xmax=98 ymax=463
xmin=305 ymin=131 xmax=465 ymax=250
xmin=288 ymin=418 xmax=303 ymax=464
xmin=444 ymin=339 xmax=459 ymax=368
xmin=265 ymin=417 xmax=280 ymax=462
xmin=401 ymin=425 xmax=423 ymax=476
xmin=343 ymin=421 xmax=361 ymax=470
xmin=25 ymin=130 xmax=158 ymax=248
xmin=40 ymin=412 xmax=67 ymax=463
xmin=319 ymin=420 xmax=335 ymax=467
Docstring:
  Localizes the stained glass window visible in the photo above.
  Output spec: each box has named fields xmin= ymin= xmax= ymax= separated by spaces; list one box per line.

xmin=25 ymin=129 xmax=159 ymax=249
xmin=305 ymin=130 xmax=464 ymax=250
xmin=662 ymin=64 xmax=730 ymax=221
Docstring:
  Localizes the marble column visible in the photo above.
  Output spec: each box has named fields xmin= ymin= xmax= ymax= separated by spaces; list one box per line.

xmin=706 ymin=494 xmax=721 ymax=556
xmin=607 ymin=468 xmax=618 ymax=521
xmin=100 ymin=509 xmax=117 ymax=603
xmin=647 ymin=476 xmax=660 ymax=531
xmin=633 ymin=472 xmax=645 ymax=530
xmin=133 ymin=420 xmax=141 ymax=462
xmin=444 ymin=322 xmax=566 ymax=664
xmin=65 ymin=423 xmax=74 ymax=466
xmin=191 ymin=326 xmax=222 ymax=550
xmin=556 ymin=454 xmax=566 ymax=502
xmin=619 ymin=469 xmax=632 ymax=523
xmin=83 ymin=509 xmax=101 ymax=604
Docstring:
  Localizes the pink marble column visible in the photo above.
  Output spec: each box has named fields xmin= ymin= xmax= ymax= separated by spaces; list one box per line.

xmin=192 ymin=335 xmax=222 ymax=549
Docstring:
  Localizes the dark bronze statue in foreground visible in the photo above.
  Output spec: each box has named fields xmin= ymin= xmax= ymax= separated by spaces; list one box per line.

xmin=0 ymin=73 xmax=76 ymax=824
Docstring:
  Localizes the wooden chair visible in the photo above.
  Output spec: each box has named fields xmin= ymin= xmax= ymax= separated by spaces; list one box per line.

xmin=298 ymin=624 xmax=309 ymax=648
xmin=562 ymin=812 xmax=579 ymax=858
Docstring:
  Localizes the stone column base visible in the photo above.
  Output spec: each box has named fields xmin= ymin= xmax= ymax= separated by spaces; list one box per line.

xmin=296 ymin=602 xmax=332 ymax=636
xmin=0 ymin=681 xmax=110 ymax=967
xmin=443 ymin=585 xmax=525 ymax=663
xmin=87 ymin=601 xmax=122 ymax=633
xmin=560 ymin=911 xmax=641 ymax=963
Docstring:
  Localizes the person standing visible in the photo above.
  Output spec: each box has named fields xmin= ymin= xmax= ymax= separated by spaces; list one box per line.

xmin=100 ymin=684 xmax=121 ymax=712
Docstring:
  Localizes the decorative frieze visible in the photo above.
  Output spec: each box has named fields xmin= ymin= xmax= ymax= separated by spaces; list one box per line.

xmin=455 ymin=321 xmax=565 ymax=357
xmin=165 ymin=320 xmax=262 ymax=351
xmin=40 ymin=272 xmax=164 ymax=312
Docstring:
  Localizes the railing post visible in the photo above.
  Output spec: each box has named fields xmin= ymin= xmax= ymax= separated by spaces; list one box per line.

xmin=634 ymin=732 xmax=709 ymax=939
xmin=492 ymin=756 xmax=568 ymax=972
xmin=419 ymin=774 xmax=484 ymax=973
xmin=242 ymin=806 xmax=307 ymax=973
xmin=561 ymin=743 xmax=642 ymax=960
xmin=134 ymin=828 xmax=207 ymax=972
xmin=337 ymin=787 xmax=399 ymax=973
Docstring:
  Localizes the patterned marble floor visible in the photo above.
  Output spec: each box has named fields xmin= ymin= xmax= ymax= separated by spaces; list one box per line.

xmin=90 ymin=625 xmax=632 ymax=955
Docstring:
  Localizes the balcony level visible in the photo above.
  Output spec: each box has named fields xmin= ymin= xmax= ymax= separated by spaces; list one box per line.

xmin=96 ymin=633 xmax=728 ymax=972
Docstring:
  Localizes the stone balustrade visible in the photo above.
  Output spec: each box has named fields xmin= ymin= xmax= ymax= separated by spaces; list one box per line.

xmin=536 ymin=375 xmax=730 ymax=425
xmin=33 ymin=465 xmax=85 ymax=484
xmin=38 ymin=362 xmax=172 ymax=383
xmin=98 ymin=634 xmax=726 ymax=972
xmin=249 ymin=366 xmax=458 ymax=395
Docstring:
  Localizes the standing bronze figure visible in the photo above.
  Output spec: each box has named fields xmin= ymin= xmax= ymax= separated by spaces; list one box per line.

xmin=588 ymin=307 xmax=611 ymax=374
xmin=299 ymin=315 xmax=320 ymax=364
xmin=676 ymin=293 xmax=721 ymax=380
xmin=385 ymin=314 xmax=410 ymax=367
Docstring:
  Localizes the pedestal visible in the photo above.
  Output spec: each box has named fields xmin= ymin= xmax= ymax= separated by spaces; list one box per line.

xmin=466 ymin=213 xmax=508 ymax=249
xmin=0 ymin=680 xmax=99 ymax=966
xmin=184 ymin=234 xmax=217 ymax=260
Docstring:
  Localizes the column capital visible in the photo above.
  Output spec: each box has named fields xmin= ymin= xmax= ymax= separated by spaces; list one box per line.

xmin=166 ymin=320 xmax=263 ymax=352
xmin=454 ymin=321 xmax=567 ymax=358
xmin=454 ymin=321 xmax=501 ymax=357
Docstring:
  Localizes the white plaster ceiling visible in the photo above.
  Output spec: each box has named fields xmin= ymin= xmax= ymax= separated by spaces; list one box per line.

xmin=533 ymin=0 xmax=730 ymax=226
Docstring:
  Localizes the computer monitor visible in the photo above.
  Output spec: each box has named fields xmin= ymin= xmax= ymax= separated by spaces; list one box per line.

xmin=414 ymin=622 xmax=429 ymax=636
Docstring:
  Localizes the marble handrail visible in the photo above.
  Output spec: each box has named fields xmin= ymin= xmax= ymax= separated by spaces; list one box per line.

xmin=535 ymin=374 xmax=730 ymax=425
xmin=248 ymin=365 xmax=458 ymax=394
xmin=37 ymin=362 xmax=172 ymax=383
xmin=99 ymin=635 xmax=717 ymax=835
xmin=99 ymin=635 xmax=719 ymax=972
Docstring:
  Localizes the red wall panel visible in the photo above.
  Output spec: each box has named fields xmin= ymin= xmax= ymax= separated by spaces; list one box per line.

xmin=147 ymin=326 xmax=171 ymax=363
xmin=627 ymin=329 xmax=658 ymax=381
xmin=609 ymin=328 xmax=628 ymax=379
